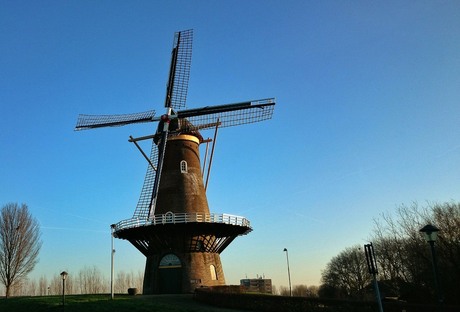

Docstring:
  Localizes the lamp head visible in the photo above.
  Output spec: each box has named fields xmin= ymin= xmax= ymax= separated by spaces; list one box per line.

xmin=60 ymin=271 xmax=68 ymax=280
xmin=419 ymin=224 xmax=440 ymax=243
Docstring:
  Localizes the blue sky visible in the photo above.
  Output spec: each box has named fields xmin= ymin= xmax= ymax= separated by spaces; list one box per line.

xmin=1 ymin=1 xmax=460 ymax=289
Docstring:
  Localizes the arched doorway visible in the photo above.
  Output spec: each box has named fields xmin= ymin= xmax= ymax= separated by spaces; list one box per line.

xmin=158 ymin=253 xmax=182 ymax=294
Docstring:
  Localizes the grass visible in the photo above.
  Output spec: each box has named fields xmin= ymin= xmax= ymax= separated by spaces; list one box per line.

xmin=0 ymin=294 xmax=250 ymax=312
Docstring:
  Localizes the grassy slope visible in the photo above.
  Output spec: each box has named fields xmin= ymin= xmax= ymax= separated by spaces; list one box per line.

xmin=0 ymin=294 xmax=250 ymax=312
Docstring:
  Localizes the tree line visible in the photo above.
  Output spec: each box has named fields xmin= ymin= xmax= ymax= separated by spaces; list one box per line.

xmin=3 ymin=201 xmax=460 ymax=304
xmin=3 ymin=266 xmax=144 ymax=297
xmin=0 ymin=203 xmax=143 ymax=298
xmin=319 ymin=201 xmax=460 ymax=305
xmin=276 ymin=284 xmax=319 ymax=297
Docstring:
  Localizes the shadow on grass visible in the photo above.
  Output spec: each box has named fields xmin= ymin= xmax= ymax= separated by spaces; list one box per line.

xmin=0 ymin=294 xmax=250 ymax=312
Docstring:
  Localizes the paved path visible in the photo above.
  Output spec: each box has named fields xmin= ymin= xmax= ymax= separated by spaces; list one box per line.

xmin=136 ymin=294 xmax=251 ymax=312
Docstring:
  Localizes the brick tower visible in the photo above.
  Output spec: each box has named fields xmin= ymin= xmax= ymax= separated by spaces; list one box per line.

xmin=114 ymin=132 xmax=252 ymax=293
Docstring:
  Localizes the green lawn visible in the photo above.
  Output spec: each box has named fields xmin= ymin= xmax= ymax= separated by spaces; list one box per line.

xmin=0 ymin=294 xmax=250 ymax=312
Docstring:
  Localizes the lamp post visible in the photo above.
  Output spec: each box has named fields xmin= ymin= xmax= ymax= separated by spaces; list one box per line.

xmin=364 ymin=243 xmax=384 ymax=312
xmin=60 ymin=271 xmax=68 ymax=307
xmin=419 ymin=224 xmax=442 ymax=308
xmin=110 ymin=224 xmax=116 ymax=300
xmin=283 ymin=248 xmax=292 ymax=297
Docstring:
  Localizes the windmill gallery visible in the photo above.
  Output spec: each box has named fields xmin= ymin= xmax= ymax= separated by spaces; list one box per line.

xmin=75 ymin=30 xmax=276 ymax=294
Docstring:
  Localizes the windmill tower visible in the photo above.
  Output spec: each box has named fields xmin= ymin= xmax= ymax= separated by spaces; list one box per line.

xmin=75 ymin=30 xmax=275 ymax=294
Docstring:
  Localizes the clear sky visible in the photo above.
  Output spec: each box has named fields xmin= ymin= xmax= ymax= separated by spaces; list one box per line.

xmin=1 ymin=1 xmax=460 ymax=289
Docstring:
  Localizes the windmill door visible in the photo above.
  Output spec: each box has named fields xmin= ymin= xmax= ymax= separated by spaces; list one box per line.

xmin=158 ymin=254 xmax=182 ymax=294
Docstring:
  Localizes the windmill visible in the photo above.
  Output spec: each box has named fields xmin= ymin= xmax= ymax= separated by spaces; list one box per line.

xmin=75 ymin=29 xmax=275 ymax=294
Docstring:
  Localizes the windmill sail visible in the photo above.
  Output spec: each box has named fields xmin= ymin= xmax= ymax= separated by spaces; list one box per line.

xmin=148 ymin=29 xmax=194 ymax=218
xmin=75 ymin=110 xmax=155 ymax=130
xmin=176 ymin=98 xmax=275 ymax=131
xmin=165 ymin=29 xmax=193 ymax=110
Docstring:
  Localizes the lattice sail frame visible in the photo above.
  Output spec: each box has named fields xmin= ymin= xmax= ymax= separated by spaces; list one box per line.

xmin=169 ymin=29 xmax=193 ymax=110
xmin=176 ymin=99 xmax=275 ymax=131
xmin=75 ymin=110 xmax=156 ymax=130
xmin=132 ymin=140 xmax=159 ymax=219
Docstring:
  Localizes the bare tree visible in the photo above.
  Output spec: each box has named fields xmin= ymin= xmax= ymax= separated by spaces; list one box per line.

xmin=135 ymin=270 xmax=144 ymax=294
xmin=115 ymin=270 xmax=144 ymax=294
xmin=0 ymin=203 xmax=42 ymax=298
xmin=115 ymin=270 xmax=128 ymax=293
xmin=320 ymin=245 xmax=371 ymax=299
xmin=278 ymin=285 xmax=290 ymax=296
xmin=292 ymin=284 xmax=309 ymax=297
xmin=306 ymin=285 xmax=319 ymax=298
xmin=38 ymin=275 xmax=48 ymax=296
xmin=78 ymin=266 xmax=107 ymax=294
xmin=66 ymin=274 xmax=74 ymax=295
xmin=49 ymin=275 xmax=61 ymax=295
xmin=12 ymin=278 xmax=38 ymax=296
xmin=370 ymin=201 xmax=460 ymax=303
xmin=28 ymin=278 xmax=38 ymax=296
xmin=285 ymin=284 xmax=319 ymax=297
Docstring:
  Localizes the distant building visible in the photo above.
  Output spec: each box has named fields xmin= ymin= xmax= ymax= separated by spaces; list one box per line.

xmin=240 ymin=277 xmax=272 ymax=294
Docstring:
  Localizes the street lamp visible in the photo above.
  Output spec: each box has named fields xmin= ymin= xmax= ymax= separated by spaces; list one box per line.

xmin=419 ymin=224 xmax=442 ymax=307
xmin=283 ymin=248 xmax=292 ymax=297
xmin=60 ymin=271 xmax=68 ymax=306
xmin=110 ymin=224 xmax=116 ymax=300
xmin=364 ymin=243 xmax=383 ymax=312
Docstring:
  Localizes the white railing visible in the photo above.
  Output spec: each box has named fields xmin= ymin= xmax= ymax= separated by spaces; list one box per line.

xmin=114 ymin=212 xmax=251 ymax=232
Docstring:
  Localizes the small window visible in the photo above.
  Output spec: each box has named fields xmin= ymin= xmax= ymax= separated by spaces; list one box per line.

xmin=159 ymin=253 xmax=181 ymax=268
xmin=180 ymin=160 xmax=188 ymax=173
xmin=210 ymin=265 xmax=217 ymax=280
xmin=165 ymin=211 xmax=173 ymax=223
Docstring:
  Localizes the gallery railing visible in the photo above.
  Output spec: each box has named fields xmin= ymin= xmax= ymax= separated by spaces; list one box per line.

xmin=114 ymin=212 xmax=251 ymax=232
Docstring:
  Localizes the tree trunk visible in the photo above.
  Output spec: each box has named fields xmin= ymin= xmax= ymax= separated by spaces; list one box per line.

xmin=5 ymin=284 xmax=11 ymax=298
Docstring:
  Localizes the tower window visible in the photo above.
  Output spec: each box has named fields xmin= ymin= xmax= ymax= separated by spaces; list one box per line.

xmin=180 ymin=160 xmax=188 ymax=173
xmin=210 ymin=265 xmax=217 ymax=280
xmin=159 ymin=253 xmax=181 ymax=268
